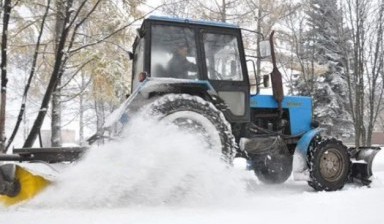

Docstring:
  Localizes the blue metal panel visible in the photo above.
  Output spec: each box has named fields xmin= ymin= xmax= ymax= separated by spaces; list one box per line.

xmin=147 ymin=16 xmax=239 ymax=29
xmin=296 ymin=128 xmax=324 ymax=154
xmin=250 ymin=95 xmax=313 ymax=135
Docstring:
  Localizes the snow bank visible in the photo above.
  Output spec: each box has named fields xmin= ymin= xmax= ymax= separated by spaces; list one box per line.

xmin=25 ymin=115 xmax=252 ymax=208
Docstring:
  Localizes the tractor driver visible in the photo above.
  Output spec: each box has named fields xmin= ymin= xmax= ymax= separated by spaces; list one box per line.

xmin=167 ymin=44 xmax=197 ymax=79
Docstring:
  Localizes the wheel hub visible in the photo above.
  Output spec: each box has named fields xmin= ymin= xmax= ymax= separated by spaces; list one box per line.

xmin=319 ymin=149 xmax=345 ymax=181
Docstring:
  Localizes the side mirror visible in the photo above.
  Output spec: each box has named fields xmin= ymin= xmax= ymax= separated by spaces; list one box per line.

xmin=128 ymin=51 xmax=134 ymax=60
xmin=263 ymin=74 xmax=270 ymax=87
xmin=136 ymin=28 xmax=144 ymax=38
xmin=259 ymin=40 xmax=271 ymax=58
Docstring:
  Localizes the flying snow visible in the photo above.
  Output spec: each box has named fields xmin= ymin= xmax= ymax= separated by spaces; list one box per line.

xmin=26 ymin=114 xmax=254 ymax=208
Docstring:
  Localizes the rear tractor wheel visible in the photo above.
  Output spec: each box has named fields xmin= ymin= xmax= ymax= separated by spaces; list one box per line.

xmin=148 ymin=94 xmax=237 ymax=162
xmin=308 ymin=138 xmax=350 ymax=191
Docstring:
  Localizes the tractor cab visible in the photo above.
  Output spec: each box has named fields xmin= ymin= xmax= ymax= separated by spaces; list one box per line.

xmin=132 ymin=16 xmax=250 ymax=122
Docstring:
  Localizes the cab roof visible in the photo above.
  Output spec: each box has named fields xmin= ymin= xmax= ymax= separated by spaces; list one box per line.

xmin=146 ymin=15 xmax=240 ymax=29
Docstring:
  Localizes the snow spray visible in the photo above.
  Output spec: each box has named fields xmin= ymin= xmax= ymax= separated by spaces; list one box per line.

xmin=27 ymin=114 xmax=253 ymax=208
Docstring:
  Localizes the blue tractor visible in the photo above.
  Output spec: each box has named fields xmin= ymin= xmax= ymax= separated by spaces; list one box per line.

xmin=99 ymin=16 xmax=379 ymax=191
xmin=0 ymin=16 xmax=381 ymax=204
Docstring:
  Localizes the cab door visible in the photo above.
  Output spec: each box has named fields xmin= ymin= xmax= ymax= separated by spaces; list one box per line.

xmin=200 ymin=30 xmax=250 ymax=123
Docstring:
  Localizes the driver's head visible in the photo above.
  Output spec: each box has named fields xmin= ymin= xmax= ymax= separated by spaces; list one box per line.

xmin=175 ymin=43 xmax=189 ymax=57
xmin=177 ymin=46 xmax=188 ymax=57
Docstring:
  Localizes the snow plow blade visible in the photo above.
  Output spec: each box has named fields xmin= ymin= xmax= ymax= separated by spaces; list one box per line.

xmin=0 ymin=164 xmax=50 ymax=206
xmin=350 ymin=147 xmax=381 ymax=185
xmin=0 ymin=147 xmax=87 ymax=206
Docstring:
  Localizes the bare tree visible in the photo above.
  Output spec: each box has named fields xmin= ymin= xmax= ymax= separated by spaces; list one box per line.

xmin=342 ymin=0 xmax=384 ymax=147
xmin=365 ymin=0 xmax=384 ymax=146
xmin=50 ymin=0 xmax=66 ymax=147
xmin=276 ymin=1 xmax=321 ymax=96
xmin=0 ymin=0 xmax=12 ymax=153
xmin=243 ymin=0 xmax=299 ymax=90
xmin=161 ymin=0 xmax=253 ymax=23
xmin=0 ymin=0 xmax=154 ymax=149
xmin=6 ymin=0 xmax=51 ymax=151
xmin=23 ymin=0 xmax=76 ymax=147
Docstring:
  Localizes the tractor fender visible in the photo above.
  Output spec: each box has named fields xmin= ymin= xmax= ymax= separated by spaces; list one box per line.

xmin=292 ymin=128 xmax=325 ymax=180
xmin=103 ymin=78 xmax=220 ymax=130
xmin=296 ymin=128 xmax=325 ymax=155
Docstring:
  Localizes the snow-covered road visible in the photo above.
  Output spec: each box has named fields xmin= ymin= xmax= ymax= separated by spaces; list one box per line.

xmin=1 ymin=117 xmax=383 ymax=224
xmin=2 ymin=170 xmax=384 ymax=224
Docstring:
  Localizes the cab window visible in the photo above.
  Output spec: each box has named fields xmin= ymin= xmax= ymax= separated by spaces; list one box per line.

xmin=203 ymin=33 xmax=243 ymax=81
xmin=150 ymin=24 xmax=198 ymax=79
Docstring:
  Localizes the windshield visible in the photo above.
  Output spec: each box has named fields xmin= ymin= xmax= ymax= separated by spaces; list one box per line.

xmin=203 ymin=33 xmax=243 ymax=81
xmin=151 ymin=25 xmax=198 ymax=79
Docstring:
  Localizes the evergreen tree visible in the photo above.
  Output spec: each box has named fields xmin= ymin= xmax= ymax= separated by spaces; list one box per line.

xmin=303 ymin=0 xmax=354 ymax=138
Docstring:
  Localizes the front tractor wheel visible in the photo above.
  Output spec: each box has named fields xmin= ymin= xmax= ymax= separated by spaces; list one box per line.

xmin=308 ymin=138 xmax=350 ymax=191
xmin=250 ymin=137 xmax=293 ymax=184
xmin=148 ymin=94 xmax=237 ymax=162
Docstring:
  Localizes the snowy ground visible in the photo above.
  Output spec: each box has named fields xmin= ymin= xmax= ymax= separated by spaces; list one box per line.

xmin=1 ymin=116 xmax=384 ymax=224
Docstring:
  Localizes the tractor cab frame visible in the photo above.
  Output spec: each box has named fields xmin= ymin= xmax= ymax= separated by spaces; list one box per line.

xmin=132 ymin=16 xmax=251 ymax=123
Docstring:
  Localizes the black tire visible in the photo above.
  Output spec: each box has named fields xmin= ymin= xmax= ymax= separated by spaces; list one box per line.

xmin=148 ymin=94 xmax=237 ymax=162
xmin=254 ymin=155 xmax=292 ymax=184
xmin=308 ymin=138 xmax=350 ymax=191
xmin=252 ymin=138 xmax=293 ymax=184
